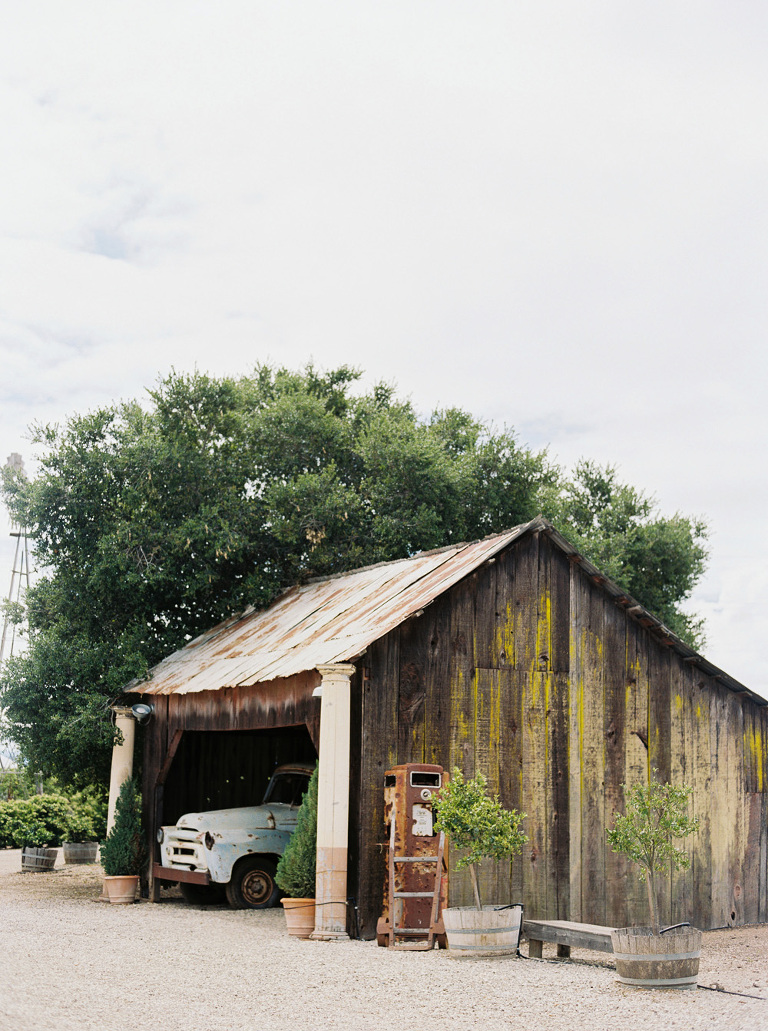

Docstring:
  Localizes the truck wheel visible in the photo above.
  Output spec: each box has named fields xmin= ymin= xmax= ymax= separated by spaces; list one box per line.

xmin=225 ymin=857 xmax=280 ymax=909
xmin=180 ymin=882 xmax=226 ymax=906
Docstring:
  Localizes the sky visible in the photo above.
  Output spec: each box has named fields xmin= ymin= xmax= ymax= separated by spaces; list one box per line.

xmin=0 ymin=2 xmax=766 ymax=697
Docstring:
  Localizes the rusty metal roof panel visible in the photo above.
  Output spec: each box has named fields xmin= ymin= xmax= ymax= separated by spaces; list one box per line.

xmin=134 ymin=521 xmax=534 ymax=695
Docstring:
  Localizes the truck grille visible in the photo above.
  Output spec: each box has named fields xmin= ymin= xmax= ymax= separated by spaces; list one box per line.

xmin=160 ymin=828 xmax=207 ymax=872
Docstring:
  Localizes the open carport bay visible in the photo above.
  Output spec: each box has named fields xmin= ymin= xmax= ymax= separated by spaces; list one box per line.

xmin=1 ymin=850 xmax=766 ymax=1031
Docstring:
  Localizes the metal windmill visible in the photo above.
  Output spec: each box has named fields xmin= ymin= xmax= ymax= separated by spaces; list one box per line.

xmin=0 ymin=453 xmax=31 ymax=771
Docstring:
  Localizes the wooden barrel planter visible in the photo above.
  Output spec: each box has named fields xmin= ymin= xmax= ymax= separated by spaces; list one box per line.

xmin=442 ymin=905 xmax=523 ymax=956
xmin=611 ymin=926 xmax=702 ymax=989
xmin=281 ymin=898 xmax=316 ymax=939
xmin=21 ymin=846 xmax=58 ymax=872
xmin=63 ymin=841 xmax=99 ymax=865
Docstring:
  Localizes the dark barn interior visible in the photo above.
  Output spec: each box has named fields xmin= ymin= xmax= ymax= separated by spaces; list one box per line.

xmin=161 ymin=725 xmax=317 ymax=826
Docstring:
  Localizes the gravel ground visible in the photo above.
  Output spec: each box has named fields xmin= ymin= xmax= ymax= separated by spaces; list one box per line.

xmin=1 ymin=848 xmax=767 ymax=1031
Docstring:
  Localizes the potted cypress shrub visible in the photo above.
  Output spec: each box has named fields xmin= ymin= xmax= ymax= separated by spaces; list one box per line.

xmin=432 ymin=768 xmax=527 ymax=955
xmin=607 ymin=776 xmax=701 ymax=988
xmin=275 ymin=765 xmax=318 ymax=938
xmin=100 ymin=777 xmax=146 ymax=904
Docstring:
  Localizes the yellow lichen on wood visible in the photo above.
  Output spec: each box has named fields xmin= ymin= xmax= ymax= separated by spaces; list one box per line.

xmin=745 ymin=725 xmax=764 ymax=792
xmin=493 ymin=602 xmax=515 ymax=666
xmin=535 ymin=588 xmax=552 ymax=674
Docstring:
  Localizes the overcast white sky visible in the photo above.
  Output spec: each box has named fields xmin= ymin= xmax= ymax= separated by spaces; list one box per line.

xmin=1 ymin=2 xmax=766 ymax=697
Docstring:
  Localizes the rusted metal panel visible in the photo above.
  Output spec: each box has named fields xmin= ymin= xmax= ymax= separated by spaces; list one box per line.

xmin=133 ymin=524 xmax=531 ymax=696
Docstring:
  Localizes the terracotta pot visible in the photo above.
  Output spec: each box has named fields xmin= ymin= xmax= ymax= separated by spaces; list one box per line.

xmin=281 ymin=898 xmax=316 ymax=938
xmin=103 ymin=874 xmax=139 ymax=904
xmin=611 ymin=926 xmax=702 ymax=989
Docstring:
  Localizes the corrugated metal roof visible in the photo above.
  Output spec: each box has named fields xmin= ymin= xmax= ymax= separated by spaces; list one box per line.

xmin=130 ymin=515 xmax=766 ymax=707
xmin=132 ymin=520 xmax=536 ymax=695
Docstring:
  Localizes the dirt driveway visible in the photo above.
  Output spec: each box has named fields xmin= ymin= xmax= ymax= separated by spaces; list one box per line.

xmin=1 ymin=848 xmax=766 ymax=1031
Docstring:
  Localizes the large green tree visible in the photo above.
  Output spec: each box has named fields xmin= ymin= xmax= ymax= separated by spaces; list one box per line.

xmin=552 ymin=460 xmax=708 ymax=648
xmin=0 ymin=366 xmax=708 ymax=785
xmin=0 ymin=365 xmax=552 ymax=783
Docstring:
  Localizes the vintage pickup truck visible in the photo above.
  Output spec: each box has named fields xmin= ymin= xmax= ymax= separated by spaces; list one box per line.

xmin=156 ymin=762 xmax=314 ymax=908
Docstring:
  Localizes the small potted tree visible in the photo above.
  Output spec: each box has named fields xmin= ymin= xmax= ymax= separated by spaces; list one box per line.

xmin=100 ymin=777 xmax=146 ymax=904
xmin=275 ymin=765 xmax=318 ymax=938
xmin=433 ymin=768 xmax=527 ymax=955
xmin=607 ymin=775 xmax=701 ymax=988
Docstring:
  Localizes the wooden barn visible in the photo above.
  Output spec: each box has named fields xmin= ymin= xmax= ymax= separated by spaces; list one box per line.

xmin=128 ymin=516 xmax=768 ymax=938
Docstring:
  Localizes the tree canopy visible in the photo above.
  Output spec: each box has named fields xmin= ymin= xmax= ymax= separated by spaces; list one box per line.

xmin=0 ymin=364 xmax=708 ymax=785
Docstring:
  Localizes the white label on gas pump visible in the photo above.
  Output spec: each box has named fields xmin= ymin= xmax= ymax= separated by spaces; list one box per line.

xmin=411 ymin=803 xmax=433 ymax=837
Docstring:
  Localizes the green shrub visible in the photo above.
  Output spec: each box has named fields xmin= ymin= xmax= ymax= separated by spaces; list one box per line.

xmin=0 ymin=794 xmax=73 ymax=848
xmin=65 ymin=787 xmax=107 ymax=842
xmin=100 ymin=778 xmax=146 ymax=877
xmin=0 ymin=784 xmax=108 ymax=848
xmin=275 ymin=765 xmax=318 ymax=898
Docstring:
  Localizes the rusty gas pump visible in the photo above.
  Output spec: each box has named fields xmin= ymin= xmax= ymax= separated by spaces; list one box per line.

xmin=376 ymin=763 xmax=448 ymax=949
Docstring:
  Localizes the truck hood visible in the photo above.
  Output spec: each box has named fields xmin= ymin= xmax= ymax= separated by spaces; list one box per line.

xmin=175 ymin=803 xmax=295 ymax=832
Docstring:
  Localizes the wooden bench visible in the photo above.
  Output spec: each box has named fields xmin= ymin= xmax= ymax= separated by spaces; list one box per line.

xmin=523 ymin=919 xmax=615 ymax=959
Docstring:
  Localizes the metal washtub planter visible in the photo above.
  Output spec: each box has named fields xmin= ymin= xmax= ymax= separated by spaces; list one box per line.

xmin=442 ymin=904 xmax=523 ymax=956
xmin=611 ymin=925 xmax=702 ymax=989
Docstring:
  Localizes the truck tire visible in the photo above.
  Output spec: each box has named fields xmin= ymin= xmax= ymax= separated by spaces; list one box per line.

xmin=225 ymin=857 xmax=280 ymax=909
xmin=180 ymin=882 xmax=226 ymax=906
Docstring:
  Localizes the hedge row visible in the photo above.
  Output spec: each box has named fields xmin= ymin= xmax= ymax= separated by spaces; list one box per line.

xmin=0 ymin=790 xmax=107 ymax=849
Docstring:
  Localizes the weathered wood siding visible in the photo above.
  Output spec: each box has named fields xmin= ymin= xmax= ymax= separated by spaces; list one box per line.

xmin=566 ymin=548 xmax=768 ymax=931
xmin=355 ymin=528 xmax=768 ymax=937
xmin=355 ymin=531 xmax=572 ymax=936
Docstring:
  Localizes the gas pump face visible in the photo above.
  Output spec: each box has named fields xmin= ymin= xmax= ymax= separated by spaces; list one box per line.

xmin=408 ymin=770 xmax=442 ymax=836
xmin=378 ymin=764 xmax=448 ymax=949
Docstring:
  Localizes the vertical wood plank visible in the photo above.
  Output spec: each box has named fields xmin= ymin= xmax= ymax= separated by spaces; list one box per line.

xmin=522 ymin=670 xmax=548 ymax=917
xmin=446 ymin=574 xmax=478 ymax=907
xmin=580 ymin=575 xmax=606 ymax=926
xmin=422 ymin=595 xmax=452 ymax=770
xmin=356 ymin=631 xmax=399 ymax=937
xmin=602 ymin=601 xmax=627 ymax=928
xmin=648 ymin=640 xmax=672 ymax=922
xmin=474 ymin=667 xmax=507 ymax=906
xmin=397 ymin=616 xmax=426 ymax=763
xmin=547 ymin=538 xmax=571 ymax=675
xmin=669 ymin=660 xmax=694 ymax=924
xmin=568 ymin=558 xmax=584 ymax=922
xmin=499 ymin=667 xmax=525 ymax=902
xmin=622 ymin=618 xmax=650 ymax=923
xmin=548 ymin=671 xmax=570 ymax=918
xmin=690 ymin=672 xmax=713 ymax=930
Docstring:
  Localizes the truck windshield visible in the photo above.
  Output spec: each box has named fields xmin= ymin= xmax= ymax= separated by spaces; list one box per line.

xmin=263 ymin=771 xmax=311 ymax=806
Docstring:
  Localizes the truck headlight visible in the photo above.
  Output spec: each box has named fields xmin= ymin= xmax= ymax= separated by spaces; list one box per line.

xmin=156 ymin=828 xmax=164 ymax=844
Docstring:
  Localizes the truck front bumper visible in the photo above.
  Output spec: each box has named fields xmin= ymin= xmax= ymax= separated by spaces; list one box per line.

xmin=152 ymin=863 xmax=211 ymax=886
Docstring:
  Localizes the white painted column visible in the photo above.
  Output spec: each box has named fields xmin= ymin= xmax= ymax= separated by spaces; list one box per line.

xmin=106 ymin=707 xmax=136 ymax=834
xmin=311 ymin=663 xmax=355 ymax=941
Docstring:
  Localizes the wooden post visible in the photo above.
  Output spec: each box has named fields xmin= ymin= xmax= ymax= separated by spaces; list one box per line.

xmin=101 ymin=706 xmax=136 ymax=901
xmin=107 ymin=707 xmax=136 ymax=833
xmin=311 ymin=664 xmax=355 ymax=941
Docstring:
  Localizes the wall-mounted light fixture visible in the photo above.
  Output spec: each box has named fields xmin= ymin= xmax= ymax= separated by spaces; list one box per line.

xmin=131 ymin=702 xmax=153 ymax=723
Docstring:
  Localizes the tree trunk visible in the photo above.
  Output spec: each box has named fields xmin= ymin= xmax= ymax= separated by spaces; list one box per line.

xmin=469 ymin=864 xmax=482 ymax=910
xmin=645 ymin=871 xmax=659 ymax=935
